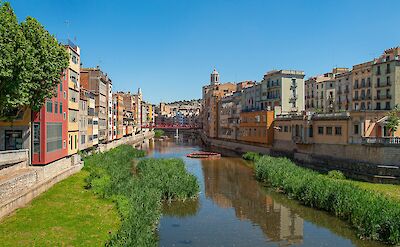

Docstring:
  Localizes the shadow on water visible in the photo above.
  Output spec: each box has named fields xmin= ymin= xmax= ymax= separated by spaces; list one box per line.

xmin=137 ymin=135 xmax=387 ymax=247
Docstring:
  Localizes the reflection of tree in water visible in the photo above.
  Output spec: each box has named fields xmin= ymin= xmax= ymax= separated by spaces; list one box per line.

xmin=162 ymin=198 xmax=200 ymax=218
xmin=201 ymin=158 xmax=303 ymax=245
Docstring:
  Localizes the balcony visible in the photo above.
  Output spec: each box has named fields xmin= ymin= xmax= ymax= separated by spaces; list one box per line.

xmin=353 ymin=96 xmax=359 ymax=101
xmin=289 ymin=95 xmax=298 ymax=103
xmin=292 ymin=136 xmax=312 ymax=144
xmin=375 ymin=94 xmax=391 ymax=100
xmin=375 ymin=82 xmax=391 ymax=88
xmin=362 ymin=137 xmax=400 ymax=145
xmin=353 ymin=85 xmax=359 ymax=89
xmin=290 ymin=84 xmax=297 ymax=90
xmin=337 ymin=90 xmax=342 ymax=95
xmin=344 ymin=88 xmax=350 ymax=93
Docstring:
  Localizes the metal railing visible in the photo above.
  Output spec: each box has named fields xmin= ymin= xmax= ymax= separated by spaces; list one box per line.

xmin=362 ymin=137 xmax=400 ymax=145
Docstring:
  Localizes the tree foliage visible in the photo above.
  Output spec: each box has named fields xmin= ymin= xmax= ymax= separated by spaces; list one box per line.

xmin=0 ymin=2 xmax=69 ymax=117
xmin=386 ymin=105 xmax=400 ymax=136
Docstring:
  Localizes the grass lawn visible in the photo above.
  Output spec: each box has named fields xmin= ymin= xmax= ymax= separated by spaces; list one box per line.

xmin=0 ymin=170 xmax=120 ymax=247
xmin=353 ymin=181 xmax=400 ymax=202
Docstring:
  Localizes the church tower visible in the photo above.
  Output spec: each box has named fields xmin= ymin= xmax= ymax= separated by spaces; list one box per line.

xmin=210 ymin=68 xmax=220 ymax=85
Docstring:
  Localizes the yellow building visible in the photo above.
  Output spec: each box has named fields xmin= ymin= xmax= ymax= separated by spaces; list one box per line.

xmin=66 ymin=41 xmax=80 ymax=155
xmin=239 ymin=110 xmax=274 ymax=145
xmin=0 ymin=109 xmax=31 ymax=150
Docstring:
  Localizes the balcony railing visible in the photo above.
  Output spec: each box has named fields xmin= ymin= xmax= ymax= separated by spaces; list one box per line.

xmin=375 ymin=94 xmax=391 ymax=100
xmin=344 ymin=88 xmax=350 ymax=93
xmin=362 ymin=137 xmax=400 ymax=145
xmin=375 ymin=82 xmax=391 ymax=88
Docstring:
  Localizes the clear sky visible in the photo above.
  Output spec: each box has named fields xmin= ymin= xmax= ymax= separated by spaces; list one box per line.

xmin=8 ymin=0 xmax=400 ymax=104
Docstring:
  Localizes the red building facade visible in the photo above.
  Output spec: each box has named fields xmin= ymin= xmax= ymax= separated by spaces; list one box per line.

xmin=31 ymin=72 xmax=69 ymax=165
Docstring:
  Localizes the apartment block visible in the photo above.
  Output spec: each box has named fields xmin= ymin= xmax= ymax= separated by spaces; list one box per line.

xmin=80 ymin=67 xmax=110 ymax=143
xmin=335 ymin=71 xmax=352 ymax=111
xmin=239 ymin=110 xmax=274 ymax=145
xmin=260 ymin=70 xmax=305 ymax=114
xmin=352 ymin=62 xmax=373 ymax=111
xmin=112 ymin=94 xmax=124 ymax=139
xmin=372 ymin=47 xmax=400 ymax=111
xmin=66 ymin=42 xmax=80 ymax=155
xmin=79 ymin=89 xmax=97 ymax=150
xmin=31 ymin=72 xmax=69 ymax=165
xmin=217 ymin=91 xmax=242 ymax=140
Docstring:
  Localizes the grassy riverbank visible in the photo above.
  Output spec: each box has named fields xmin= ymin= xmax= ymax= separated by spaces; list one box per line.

xmin=252 ymin=154 xmax=400 ymax=245
xmin=84 ymin=144 xmax=199 ymax=246
xmin=0 ymin=171 xmax=120 ymax=246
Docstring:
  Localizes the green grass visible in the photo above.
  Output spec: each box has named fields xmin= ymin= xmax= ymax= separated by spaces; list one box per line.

xmin=254 ymin=155 xmax=400 ymax=245
xmin=0 ymin=171 xmax=120 ymax=247
xmin=84 ymin=144 xmax=199 ymax=246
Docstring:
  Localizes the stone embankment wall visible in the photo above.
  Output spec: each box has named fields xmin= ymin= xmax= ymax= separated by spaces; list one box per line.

xmin=0 ymin=131 xmax=154 ymax=220
xmin=199 ymin=131 xmax=400 ymax=184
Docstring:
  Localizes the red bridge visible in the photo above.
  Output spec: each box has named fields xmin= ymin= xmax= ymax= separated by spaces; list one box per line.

xmin=141 ymin=124 xmax=201 ymax=129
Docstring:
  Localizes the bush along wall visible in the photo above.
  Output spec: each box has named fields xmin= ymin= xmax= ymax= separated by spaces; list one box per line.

xmin=83 ymin=145 xmax=200 ymax=246
xmin=254 ymin=155 xmax=400 ymax=245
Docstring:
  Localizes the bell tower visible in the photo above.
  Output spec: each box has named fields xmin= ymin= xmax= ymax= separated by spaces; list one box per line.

xmin=210 ymin=68 xmax=220 ymax=85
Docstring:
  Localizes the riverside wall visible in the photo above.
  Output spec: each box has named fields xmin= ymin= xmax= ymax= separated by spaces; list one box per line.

xmin=199 ymin=131 xmax=400 ymax=184
xmin=0 ymin=131 xmax=154 ymax=220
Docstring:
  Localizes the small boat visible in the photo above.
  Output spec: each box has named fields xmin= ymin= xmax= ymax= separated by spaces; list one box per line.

xmin=186 ymin=151 xmax=221 ymax=159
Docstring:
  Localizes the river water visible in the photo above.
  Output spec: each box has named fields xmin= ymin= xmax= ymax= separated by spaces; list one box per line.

xmin=136 ymin=136 xmax=386 ymax=247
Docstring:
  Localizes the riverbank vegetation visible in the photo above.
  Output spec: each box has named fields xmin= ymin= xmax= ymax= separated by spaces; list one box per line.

xmin=0 ymin=171 xmax=120 ymax=246
xmin=84 ymin=144 xmax=199 ymax=246
xmin=154 ymin=129 xmax=165 ymax=138
xmin=254 ymin=155 xmax=400 ymax=245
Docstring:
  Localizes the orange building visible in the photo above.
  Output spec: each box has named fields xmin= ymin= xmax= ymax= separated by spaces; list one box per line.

xmin=239 ymin=110 xmax=274 ymax=145
xmin=113 ymin=94 xmax=124 ymax=139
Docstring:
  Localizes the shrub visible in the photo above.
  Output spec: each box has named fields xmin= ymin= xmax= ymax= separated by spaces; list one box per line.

xmin=83 ymin=145 xmax=199 ymax=246
xmin=254 ymin=155 xmax=400 ymax=245
xmin=242 ymin=152 xmax=261 ymax=162
xmin=154 ymin=129 xmax=165 ymax=138
xmin=327 ymin=170 xmax=346 ymax=180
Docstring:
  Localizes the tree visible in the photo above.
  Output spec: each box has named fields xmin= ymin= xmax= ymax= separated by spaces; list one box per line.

xmin=0 ymin=2 xmax=69 ymax=118
xmin=386 ymin=105 xmax=400 ymax=136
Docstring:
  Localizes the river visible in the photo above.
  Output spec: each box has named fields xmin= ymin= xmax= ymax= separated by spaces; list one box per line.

xmin=136 ymin=135 xmax=387 ymax=247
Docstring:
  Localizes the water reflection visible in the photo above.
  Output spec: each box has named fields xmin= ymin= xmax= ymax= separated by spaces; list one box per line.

xmin=139 ymin=138 xmax=386 ymax=247
xmin=202 ymin=157 xmax=303 ymax=245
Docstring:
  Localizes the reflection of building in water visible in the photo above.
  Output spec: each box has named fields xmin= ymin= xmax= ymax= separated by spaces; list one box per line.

xmin=202 ymin=158 xmax=303 ymax=244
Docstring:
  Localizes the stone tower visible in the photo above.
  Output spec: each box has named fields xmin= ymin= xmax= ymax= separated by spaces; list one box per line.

xmin=210 ymin=68 xmax=220 ymax=85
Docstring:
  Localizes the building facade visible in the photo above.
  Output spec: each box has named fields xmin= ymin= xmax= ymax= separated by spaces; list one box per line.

xmin=66 ymin=43 xmax=80 ymax=155
xmin=260 ymin=70 xmax=305 ymax=114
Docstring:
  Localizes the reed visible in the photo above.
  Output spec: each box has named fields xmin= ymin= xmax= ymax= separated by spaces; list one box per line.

xmin=83 ymin=145 xmax=199 ymax=246
xmin=254 ymin=155 xmax=400 ymax=245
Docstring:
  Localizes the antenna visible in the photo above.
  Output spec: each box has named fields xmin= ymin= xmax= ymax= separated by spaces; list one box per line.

xmin=64 ymin=20 xmax=70 ymax=41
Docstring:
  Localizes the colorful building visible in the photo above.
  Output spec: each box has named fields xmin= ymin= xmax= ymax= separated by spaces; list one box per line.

xmin=0 ymin=109 xmax=31 ymax=151
xmin=239 ymin=110 xmax=274 ymax=145
xmin=31 ymin=72 xmax=69 ymax=165
xmin=66 ymin=42 xmax=80 ymax=155
xmin=80 ymin=67 xmax=109 ymax=143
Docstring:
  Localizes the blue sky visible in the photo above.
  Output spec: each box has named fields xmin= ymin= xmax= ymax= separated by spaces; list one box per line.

xmin=8 ymin=0 xmax=400 ymax=104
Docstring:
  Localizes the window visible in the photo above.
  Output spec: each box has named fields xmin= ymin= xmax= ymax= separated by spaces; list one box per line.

xmin=69 ymin=110 xmax=77 ymax=123
xmin=284 ymin=126 xmax=288 ymax=132
xmin=81 ymin=135 xmax=86 ymax=144
xmin=354 ymin=124 xmax=359 ymax=135
xmin=63 ymin=112 xmax=66 ymax=120
xmin=386 ymin=102 xmax=391 ymax=110
xmin=60 ymin=82 xmax=63 ymax=92
xmin=55 ymin=102 xmax=58 ymax=113
xmin=60 ymin=103 xmax=62 ymax=114
xmin=335 ymin=127 xmax=342 ymax=135
xmin=326 ymin=127 xmax=333 ymax=135
xmin=318 ymin=126 xmax=324 ymax=135
xmin=63 ymin=91 xmax=67 ymax=99
xmin=5 ymin=130 xmax=23 ymax=150
xmin=46 ymin=122 xmax=62 ymax=152
xmin=376 ymin=102 xmax=381 ymax=110
xmin=33 ymin=123 xmax=40 ymax=153
xmin=46 ymin=100 xmax=53 ymax=113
